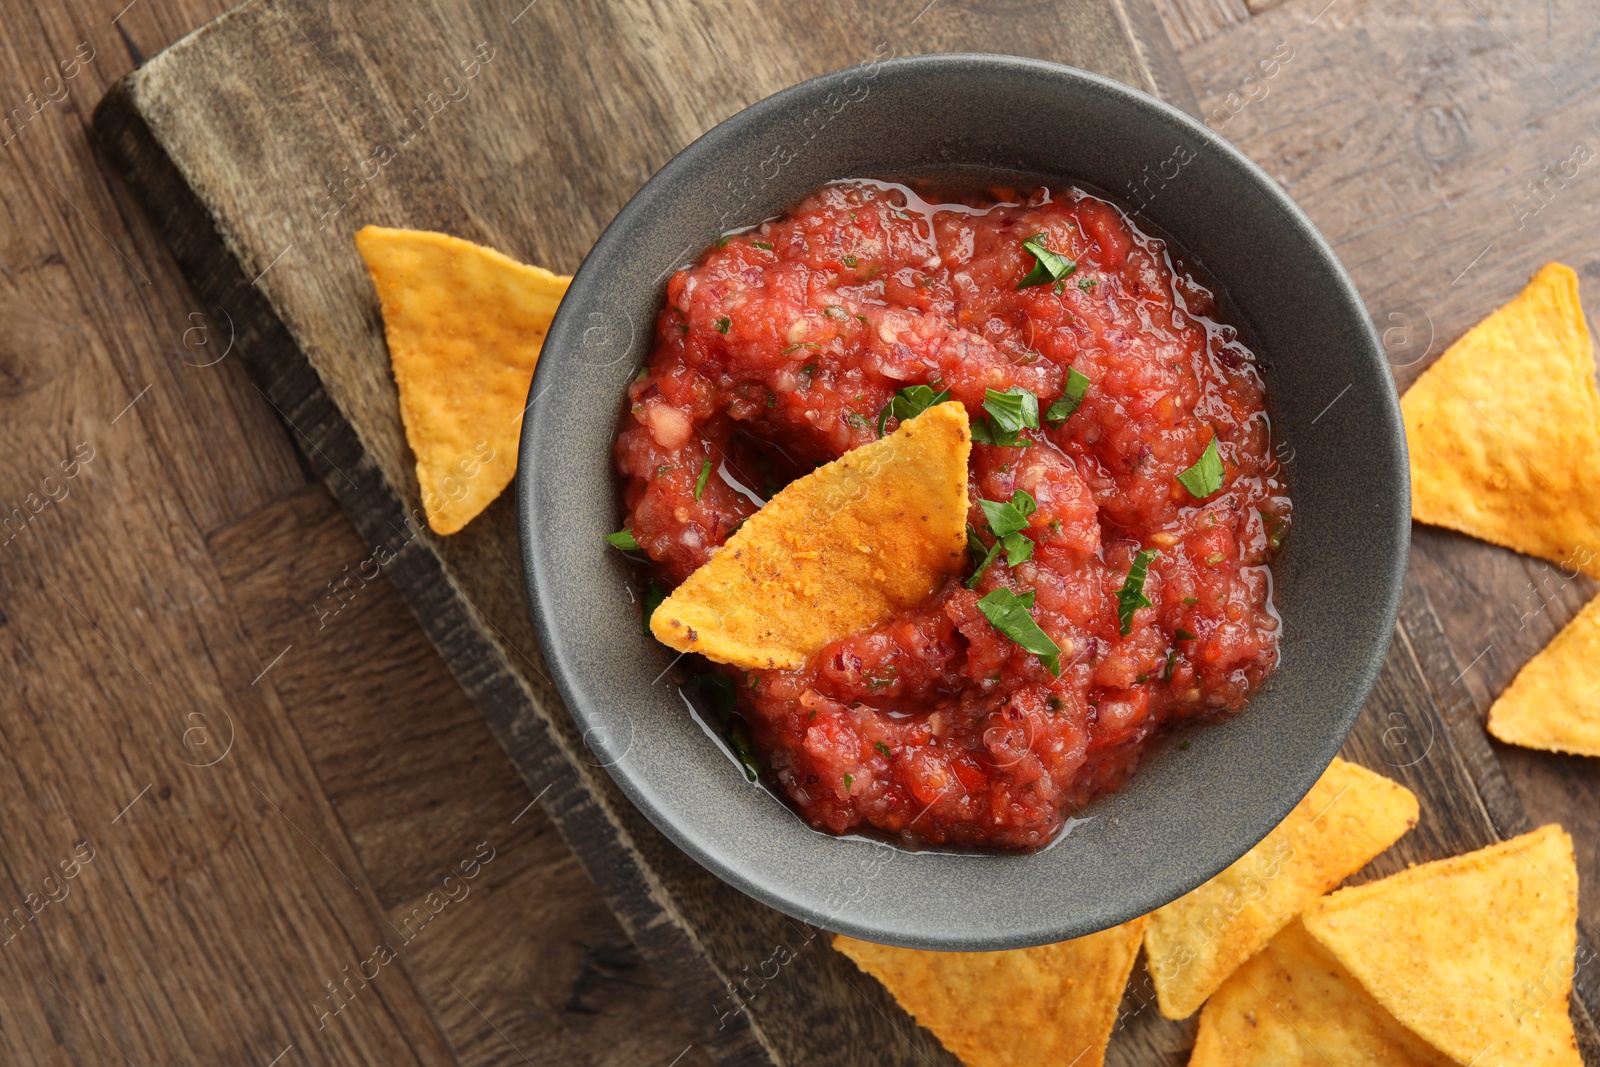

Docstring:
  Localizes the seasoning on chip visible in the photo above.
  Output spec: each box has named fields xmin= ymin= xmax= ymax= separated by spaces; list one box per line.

xmin=355 ymin=226 xmax=570 ymax=535
xmin=832 ymin=916 xmax=1146 ymax=1067
xmin=1189 ymin=919 xmax=1456 ymax=1067
xmin=1487 ymin=591 xmax=1600 ymax=756
xmin=650 ymin=402 xmax=970 ymax=669
xmin=1143 ymin=757 xmax=1418 ymax=1019
xmin=1401 ymin=263 xmax=1600 ymax=577
xmin=1303 ymin=824 xmax=1581 ymax=1067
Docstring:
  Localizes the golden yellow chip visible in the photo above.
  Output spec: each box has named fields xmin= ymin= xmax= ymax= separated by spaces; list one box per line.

xmin=651 ymin=402 xmax=970 ymax=669
xmin=1190 ymin=919 xmax=1456 ymax=1067
xmin=1143 ymin=757 xmax=1417 ymax=1019
xmin=355 ymin=226 xmax=570 ymax=535
xmin=832 ymin=916 xmax=1146 ymax=1067
xmin=1488 ymin=590 xmax=1600 ymax=756
xmin=1401 ymin=263 xmax=1600 ymax=577
xmin=1303 ymin=824 xmax=1581 ymax=1067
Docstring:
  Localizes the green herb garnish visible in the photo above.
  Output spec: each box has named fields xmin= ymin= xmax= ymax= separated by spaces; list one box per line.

xmin=842 ymin=254 xmax=858 ymax=267
xmin=714 ymin=234 xmax=731 ymax=249
xmin=977 ymin=588 xmax=1061 ymax=674
xmin=799 ymin=363 xmax=818 ymax=390
xmin=714 ymin=317 xmax=731 ymax=334
xmin=1116 ymin=549 xmax=1158 ymax=636
xmin=604 ymin=529 xmax=639 ymax=550
xmin=1182 ymin=596 xmax=1199 ymax=606
xmin=752 ymin=240 xmax=773 ymax=250
xmin=1177 ymin=437 xmax=1224 ymax=499
xmin=1162 ymin=648 xmax=1178 ymax=681
xmin=979 ymin=490 xmax=1037 ymax=566
xmin=1016 ymin=233 xmax=1077 ymax=289
xmin=1175 ymin=627 xmax=1197 ymax=641
xmin=643 ymin=579 xmax=666 ymax=635
xmin=694 ymin=458 xmax=712 ymax=500
xmin=874 ymin=741 xmax=892 ymax=757
xmin=1045 ymin=368 xmax=1091 ymax=423
xmin=693 ymin=673 xmax=760 ymax=782
xmin=970 ymin=387 xmax=1040 ymax=447
xmin=843 ymin=773 xmax=854 ymax=789
xmin=876 ymin=383 xmax=952 ymax=436
xmin=1078 ymin=277 xmax=1096 ymax=292
xmin=967 ymin=524 xmax=1002 ymax=588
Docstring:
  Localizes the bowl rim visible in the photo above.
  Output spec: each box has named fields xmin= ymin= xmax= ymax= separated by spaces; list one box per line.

xmin=518 ymin=51 xmax=1408 ymax=949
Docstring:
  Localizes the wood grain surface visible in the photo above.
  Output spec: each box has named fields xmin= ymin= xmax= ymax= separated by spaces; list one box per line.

xmin=0 ymin=0 xmax=1582 ymax=1063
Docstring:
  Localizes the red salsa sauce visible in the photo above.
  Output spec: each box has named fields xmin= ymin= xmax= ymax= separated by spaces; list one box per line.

xmin=615 ymin=180 xmax=1289 ymax=850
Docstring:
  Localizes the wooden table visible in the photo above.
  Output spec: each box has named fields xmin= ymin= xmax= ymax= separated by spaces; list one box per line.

xmin=2 ymin=0 xmax=1596 ymax=1063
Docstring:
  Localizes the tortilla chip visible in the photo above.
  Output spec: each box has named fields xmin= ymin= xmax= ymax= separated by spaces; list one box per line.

xmin=832 ymin=916 xmax=1145 ymax=1067
xmin=1190 ymin=918 xmax=1457 ymax=1067
xmin=1303 ymin=824 xmax=1581 ymax=1067
xmin=1401 ymin=262 xmax=1600 ymax=577
xmin=355 ymin=226 xmax=570 ymax=535
xmin=651 ymin=402 xmax=970 ymax=669
xmin=1488 ymin=589 xmax=1600 ymax=755
xmin=1143 ymin=757 xmax=1418 ymax=1019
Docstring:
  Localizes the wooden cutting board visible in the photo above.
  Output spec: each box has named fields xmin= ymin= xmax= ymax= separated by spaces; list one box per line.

xmin=91 ymin=0 xmax=1600 ymax=1062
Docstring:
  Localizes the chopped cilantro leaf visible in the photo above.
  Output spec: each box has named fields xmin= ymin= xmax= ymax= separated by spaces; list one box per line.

xmin=1177 ymin=436 xmax=1224 ymax=498
xmin=1045 ymin=368 xmax=1091 ymax=423
xmin=751 ymin=240 xmax=773 ymax=250
xmin=1162 ymin=648 xmax=1178 ymax=681
xmin=843 ymin=773 xmax=853 ymax=789
xmin=1175 ymin=627 xmax=1197 ymax=640
xmin=972 ymin=387 xmax=1040 ymax=447
xmin=876 ymin=383 xmax=952 ymax=436
xmin=694 ymin=458 xmax=712 ymax=500
xmin=978 ymin=490 xmax=1038 ymax=566
xmin=643 ymin=580 xmax=666 ymax=635
xmin=874 ymin=741 xmax=892 ymax=757
xmin=1016 ymin=233 xmax=1077 ymax=289
xmin=977 ymin=588 xmax=1061 ymax=674
xmin=1183 ymin=596 xmax=1199 ymax=606
xmin=714 ymin=234 xmax=731 ymax=249
xmin=604 ymin=529 xmax=638 ymax=550
xmin=714 ymin=316 xmax=731 ymax=334
xmin=1078 ymin=277 xmax=1096 ymax=291
xmin=842 ymin=254 xmax=858 ymax=267
xmin=966 ymin=524 xmax=1002 ymax=588
xmin=693 ymin=673 xmax=760 ymax=782
xmin=799 ymin=363 xmax=818 ymax=390
xmin=1116 ymin=549 xmax=1158 ymax=636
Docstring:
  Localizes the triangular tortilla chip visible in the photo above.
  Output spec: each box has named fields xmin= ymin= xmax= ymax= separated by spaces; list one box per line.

xmin=832 ymin=916 xmax=1146 ymax=1067
xmin=1190 ymin=918 xmax=1457 ymax=1067
xmin=1143 ymin=757 xmax=1417 ymax=1019
xmin=651 ymin=402 xmax=970 ymax=669
xmin=1488 ymin=589 xmax=1600 ymax=755
xmin=1303 ymin=824 xmax=1581 ymax=1067
xmin=1402 ymin=263 xmax=1600 ymax=577
xmin=355 ymin=226 xmax=570 ymax=535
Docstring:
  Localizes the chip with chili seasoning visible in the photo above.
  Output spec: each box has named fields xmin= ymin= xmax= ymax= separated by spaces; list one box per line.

xmin=832 ymin=916 xmax=1146 ymax=1067
xmin=1144 ymin=757 xmax=1418 ymax=1019
xmin=1189 ymin=919 xmax=1456 ymax=1067
xmin=1401 ymin=263 xmax=1600 ymax=578
xmin=1487 ymin=590 xmax=1600 ymax=756
xmin=650 ymin=402 xmax=970 ymax=669
xmin=1302 ymin=824 xmax=1581 ymax=1067
xmin=355 ymin=226 xmax=570 ymax=535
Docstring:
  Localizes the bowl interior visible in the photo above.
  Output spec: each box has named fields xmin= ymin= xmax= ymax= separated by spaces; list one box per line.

xmin=518 ymin=53 xmax=1407 ymax=950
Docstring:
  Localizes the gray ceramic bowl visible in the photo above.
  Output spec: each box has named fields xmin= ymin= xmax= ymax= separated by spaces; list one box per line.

xmin=518 ymin=54 xmax=1407 ymax=950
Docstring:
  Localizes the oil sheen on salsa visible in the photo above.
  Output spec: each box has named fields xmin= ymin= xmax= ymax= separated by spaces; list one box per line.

xmin=615 ymin=180 xmax=1290 ymax=850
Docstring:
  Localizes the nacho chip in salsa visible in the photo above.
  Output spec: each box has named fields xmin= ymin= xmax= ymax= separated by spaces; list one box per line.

xmin=650 ymin=401 xmax=970 ymax=669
